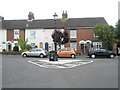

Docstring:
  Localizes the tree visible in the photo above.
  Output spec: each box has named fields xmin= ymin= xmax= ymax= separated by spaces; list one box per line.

xmin=94 ymin=24 xmax=117 ymax=50
xmin=61 ymin=31 xmax=69 ymax=44
xmin=17 ymin=38 xmax=28 ymax=51
xmin=116 ymin=19 xmax=120 ymax=41
xmin=51 ymin=30 xmax=69 ymax=49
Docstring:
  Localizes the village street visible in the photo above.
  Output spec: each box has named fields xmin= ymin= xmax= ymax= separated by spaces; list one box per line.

xmin=2 ymin=55 xmax=118 ymax=88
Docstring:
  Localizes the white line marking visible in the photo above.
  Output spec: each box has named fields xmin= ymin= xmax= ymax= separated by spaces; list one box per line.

xmin=28 ymin=60 xmax=94 ymax=69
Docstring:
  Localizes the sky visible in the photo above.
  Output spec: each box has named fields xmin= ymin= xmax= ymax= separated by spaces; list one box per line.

xmin=0 ymin=0 xmax=119 ymax=26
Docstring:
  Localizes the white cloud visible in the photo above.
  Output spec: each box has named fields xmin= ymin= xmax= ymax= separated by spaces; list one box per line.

xmin=0 ymin=0 xmax=119 ymax=26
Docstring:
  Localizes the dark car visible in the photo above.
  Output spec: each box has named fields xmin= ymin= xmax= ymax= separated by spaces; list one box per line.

xmin=88 ymin=48 xmax=116 ymax=58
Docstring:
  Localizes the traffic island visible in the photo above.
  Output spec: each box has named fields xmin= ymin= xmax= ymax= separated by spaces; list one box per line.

xmin=28 ymin=60 xmax=93 ymax=68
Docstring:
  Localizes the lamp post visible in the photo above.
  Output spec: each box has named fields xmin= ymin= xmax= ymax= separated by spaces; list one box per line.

xmin=53 ymin=13 xmax=58 ymax=51
xmin=53 ymin=13 xmax=58 ymax=61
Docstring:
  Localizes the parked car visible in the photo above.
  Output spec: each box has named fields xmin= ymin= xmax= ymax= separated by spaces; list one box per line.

xmin=57 ymin=47 xmax=76 ymax=58
xmin=21 ymin=48 xmax=48 ymax=58
xmin=88 ymin=48 xmax=116 ymax=58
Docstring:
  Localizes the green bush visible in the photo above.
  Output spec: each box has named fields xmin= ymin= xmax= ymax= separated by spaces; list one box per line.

xmin=13 ymin=46 xmax=19 ymax=51
xmin=26 ymin=44 xmax=32 ymax=50
xmin=2 ymin=49 xmax=6 ymax=52
xmin=22 ymin=49 xmax=29 ymax=52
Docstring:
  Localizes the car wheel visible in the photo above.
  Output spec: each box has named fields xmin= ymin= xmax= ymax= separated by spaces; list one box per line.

xmin=91 ymin=54 xmax=96 ymax=59
xmin=70 ymin=54 xmax=76 ymax=58
xmin=110 ymin=54 xmax=115 ymax=58
xmin=23 ymin=53 xmax=27 ymax=57
xmin=39 ymin=54 xmax=44 ymax=58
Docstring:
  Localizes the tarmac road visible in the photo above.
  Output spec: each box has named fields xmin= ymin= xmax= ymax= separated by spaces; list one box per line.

xmin=2 ymin=55 xmax=118 ymax=88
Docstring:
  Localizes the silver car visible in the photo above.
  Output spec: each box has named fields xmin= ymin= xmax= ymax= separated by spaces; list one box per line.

xmin=21 ymin=48 xmax=48 ymax=58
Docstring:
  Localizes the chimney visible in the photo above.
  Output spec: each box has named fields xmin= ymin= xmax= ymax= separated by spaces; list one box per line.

xmin=28 ymin=12 xmax=34 ymax=21
xmin=62 ymin=10 xmax=68 ymax=19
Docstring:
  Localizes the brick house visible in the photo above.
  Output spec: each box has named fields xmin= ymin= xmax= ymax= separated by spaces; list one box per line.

xmin=63 ymin=18 xmax=107 ymax=54
xmin=0 ymin=13 xmax=107 ymax=53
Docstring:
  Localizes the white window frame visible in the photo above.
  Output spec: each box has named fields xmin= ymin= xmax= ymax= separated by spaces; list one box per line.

xmin=93 ymin=42 xmax=102 ymax=48
xmin=14 ymin=30 xmax=19 ymax=39
xmin=30 ymin=31 xmax=36 ymax=39
xmin=70 ymin=30 xmax=76 ymax=38
xmin=31 ymin=43 xmax=36 ymax=48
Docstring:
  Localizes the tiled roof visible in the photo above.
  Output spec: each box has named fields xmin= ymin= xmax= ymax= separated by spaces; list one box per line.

xmin=2 ymin=17 xmax=107 ymax=29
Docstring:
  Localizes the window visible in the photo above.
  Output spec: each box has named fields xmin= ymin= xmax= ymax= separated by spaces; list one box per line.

xmin=36 ymin=49 xmax=42 ymax=52
xmin=30 ymin=31 xmax=36 ymax=39
xmin=93 ymin=34 xmax=99 ymax=38
xmin=67 ymin=48 xmax=72 ymax=51
xmin=60 ymin=48 xmax=66 ymax=51
xmin=70 ymin=42 xmax=77 ymax=51
xmin=14 ymin=43 xmax=19 ymax=46
xmin=93 ymin=48 xmax=100 ymax=51
xmin=93 ymin=42 xmax=102 ymax=48
xmin=31 ymin=43 xmax=35 ymax=48
xmin=2 ymin=42 xmax=5 ymax=44
xmin=14 ymin=30 xmax=19 ymax=39
xmin=100 ymin=49 xmax=107 ymax=52
xmin=30 ymin=49 xmax=36 ymax=52
xmin=70 ymin=30 xmax=76 ymax=38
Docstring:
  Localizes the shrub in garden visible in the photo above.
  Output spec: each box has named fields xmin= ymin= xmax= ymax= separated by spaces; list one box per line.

xmin=13 ymin=46 xmax=19 ymax=51
xmin=26 ymin=44 xmax=32 ymax=50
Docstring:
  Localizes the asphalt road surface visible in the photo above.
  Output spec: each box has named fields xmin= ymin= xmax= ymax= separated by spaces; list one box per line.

xmin=2 ymin=55 xmax=118 ymax=88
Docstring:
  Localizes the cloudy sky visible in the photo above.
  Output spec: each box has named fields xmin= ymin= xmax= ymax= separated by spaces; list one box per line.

xmin=0 ymin=0 xmax=119 ymax=26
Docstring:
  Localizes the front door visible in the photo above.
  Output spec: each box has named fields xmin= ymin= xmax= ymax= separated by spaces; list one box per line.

xmin=45 ymin=42 xmax=49 ymax=51
xmin=80 ymin=44 xmax=85 ymax=54
xmin=7 ymin=43 xmax=11 ymax=51
xmin=40 ymin=42 xmax=43 ymax=49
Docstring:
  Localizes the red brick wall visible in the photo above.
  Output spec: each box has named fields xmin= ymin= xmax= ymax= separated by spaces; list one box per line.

xmin=20 ymin=29 xmax=25 ymax=40
xmin=7 ymin=29 xmax=14 ymax=41
xmin=64 ymin=29 xmax=70 ymax=47
xmin=65 ymin=28 xmax=98 ymax=53
xmin=7 ymin=29 xmax=25 ymax=41
xmin=77 ymin=29 xmax=98 ymax=40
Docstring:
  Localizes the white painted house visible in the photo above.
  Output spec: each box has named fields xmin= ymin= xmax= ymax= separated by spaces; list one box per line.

xmin=0 ymin=16 xmax=6 ymax=52
xmin=25 ymin=29 xmax=64 ymax=51
xmin=0 ymin=29 xmax=6 ymax=52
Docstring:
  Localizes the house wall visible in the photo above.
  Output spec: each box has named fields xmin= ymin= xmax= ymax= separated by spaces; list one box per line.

xmin=25 ymin=29 xmax=53 ymax=48
xmin=20 ymin=29 xmax=25 ymax=40
xmin=25 ymin=29 xmax=64 ymax=51
xmin=0 ymin=29 xmax=6 ymax=52
xmin=65 ymin=28 xmax=99 ymax=54
xmin=5 ymin=29 xmax=25 ymax=51
xmin=7 ymin=29 xmax=14 ymax=41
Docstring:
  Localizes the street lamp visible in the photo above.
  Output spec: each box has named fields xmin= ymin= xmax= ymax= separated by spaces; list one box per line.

xmin=53 ymin=13 xmax=58 ymax=51
xmin=53 ymin=12 xmax=58 ymax=61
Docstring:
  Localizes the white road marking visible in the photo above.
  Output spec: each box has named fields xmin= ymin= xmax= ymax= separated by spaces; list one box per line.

xmin=28 ymin=60 xmax=94 ymax=69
